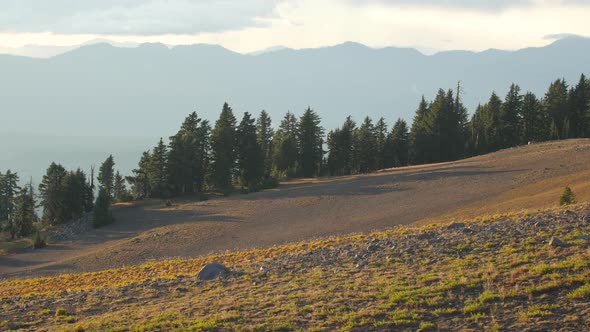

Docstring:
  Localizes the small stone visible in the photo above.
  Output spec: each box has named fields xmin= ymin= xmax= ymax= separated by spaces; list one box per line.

xmin=447 ymin=222 xmax=465 ymax=230
xmin=174 ymin=287 xmax=188 ymax=293
xmin=197 ymin=263 xmax=228 ymax=281
xmin=582 ymin=215 xmax=590 ymax=223
xmin=367 ymin=244 xmax=380 ymax=252
xmin=356 ymin=261 xmax=367 ymax=269
xmin=548 ymin=237 xmax=567 ymax=247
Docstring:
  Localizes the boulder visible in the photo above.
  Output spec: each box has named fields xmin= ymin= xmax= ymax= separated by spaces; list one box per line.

xmin=548 ymin=237 xmax=567 ymax=247
xmin=197 ymin=263 xmax=228 ymax=281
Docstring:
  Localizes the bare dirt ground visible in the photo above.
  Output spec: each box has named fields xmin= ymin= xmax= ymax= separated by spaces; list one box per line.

xmin=2 ymin=139 xmax=589 ymax=278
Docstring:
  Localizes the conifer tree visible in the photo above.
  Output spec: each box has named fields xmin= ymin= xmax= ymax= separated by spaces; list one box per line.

xmin=567 ymin=74 xmax=590 ymax=138
xmin=84 ymin=166 xmax=95 ymax=213
xmin=375 ymin=117 xmax=388 ymax=169
xmin=520 ymin=92 xmax=549 ymax=143
xmin=0 ymin=170 xmax=20 ymax=238
xmin=148 ymin=138 xmax=168 ymax=197
xmin=13 ymin=184 xmax=36 ymax=238
xmin=237 ymin=112 xmax=264 ymax=190
xmin=127 ymin=151 xmax=151 ymax=199
xmin=272 ymin=112 xmax=299 ymax=177
xmin=211 ymin=102 xmax=237 ymax=192
xmin=63 ymin=169 xmax=89 ymax=220
xmin=297 ymin=108 xmax=324 ymax=177
xmin=500 ymin=84 xmax=523 ymax=148
xmin=389 ymin=119 xmax=410 ymax=167
xmin=356 ymin=116 xmax=378 ymax=173
xmin=544 ymin=79 xmax=569 ymax=139
xmin=410 ymin=97 xmax=431 ymax=164
xmin=97 ymin=155 xmax=115 ymax=200
xmin=38 ymin=163 xmax=67 ymax=225
xmin=256 ymin=110 xmax=274 ymax=179
xmin=113 ymin=171 xmax=127 ymax=201
xmin=93 ymin=187 xmax=113 ymax=228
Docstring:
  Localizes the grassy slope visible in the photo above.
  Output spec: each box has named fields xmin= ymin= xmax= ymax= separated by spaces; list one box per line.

xmin=1 ymin=205 xmax=590 ymax=331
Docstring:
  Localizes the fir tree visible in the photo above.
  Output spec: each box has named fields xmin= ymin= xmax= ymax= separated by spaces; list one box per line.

xmin=113 ymin=171 xmax=127 ymax=201
xmin=236 ymin=112 xmax=264 ymax=190
xmin=410 ymin=97 xmax=431 ymax=164
xmin=97 ymin=155 xmax=115 ymax=200
xmin=297 ymin=108 xmax=324 ymax=177
xmin=567 ymin=74 xmax=590 ymax=138
xmin=0 ymin=170 xmax=20 ymax=238
xmin=520 ymin=92 xmax=549 ymax=143
xmin=127 ymin=151 xmax=151 ymax=199
xmin=389 ymin=119 xmax=410 ymax=167
xmin=148 ymin=138 xmax=168 ymax=197
xmin=375 ymin=117 xmax=388 ymax=170
xmin=13 ymin=185 xmax=36 ymax=238
xmin=500 ymin=84 xmax=523 ymax=148
xmin=544 ymin=79 xmax=569 ymax=139
xmin=356 ymin=116 xmax=377 ymax=173
xmin=38 ymin=163 xmax=67 ymax=225
xmin=93 ymin=187 xmax=113 ymax=228
xmin=272 ymin=112 xmax=299 ymax=177
xmin=256 ymin=110 xmax=274 ymax=179
xmin=211 ymin=102 xmax=237 ymax=192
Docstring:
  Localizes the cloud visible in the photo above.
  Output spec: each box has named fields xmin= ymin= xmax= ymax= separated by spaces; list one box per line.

xmin=0 ymin=0 xmax=280 ymax=35
xmin=347 ymin=0 xmax=590 ymax=12
xmin=543 ymin=33 xmax=588 ymax=40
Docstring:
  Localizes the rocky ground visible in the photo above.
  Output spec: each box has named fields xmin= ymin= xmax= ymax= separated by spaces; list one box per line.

xmin=1 ymin=204 xmax=589 ymax=331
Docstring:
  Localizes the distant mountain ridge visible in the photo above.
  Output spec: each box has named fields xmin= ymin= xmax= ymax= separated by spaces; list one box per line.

xmin=2 ymin=37 xmax=589 ymax=137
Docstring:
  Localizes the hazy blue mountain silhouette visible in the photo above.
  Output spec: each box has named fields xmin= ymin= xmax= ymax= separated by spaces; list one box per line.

xmin=2 ymin=37 xmax=589 ymax=137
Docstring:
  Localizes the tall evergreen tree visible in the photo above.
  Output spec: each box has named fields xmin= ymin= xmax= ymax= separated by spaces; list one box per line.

xmin=520 ymin=92 xmax=549 ymax=143
xmin=356 ymin=116 xmax=378 ymax=173
xmin=500 ymin=84 xmax=523 ymax=148
xmin=567 ymin=74 xmax=590 ymax=138
xmin=167 ymin=112 xmax=210 ymax=195
xmin=97 ymin=155 xmax=115 ymax=200
xmin=113 ymin=171 xmax=127 ymax=201
xmin=375 ymin=117 xmax=388 ymax=170
xmin=237 ymin=112 xmax=264 ymax=189
xmin=388 ymin=119 xmax=410 ymax=167
xmin=63 ymin=169 xmax=89 ymax=220
xmin=93 ymin=187 xmax=113 ymax=228
xmin=127 ymin=151 xmax=151 ymax=199
xmin=544 ymin=79 xmax=569 ymax=139
xmin=84 ymin=166 xmax=95 ymax=213
xmin=0 ymin=170 xmax=20 ymax=238
xmin=256 ymin=110 xmax=274 ymax=179
xmin=211 ymin=102 xmax=237 ymax=192
xmin=272 ymin=112 xmax=299 ymax=177
xmin=148 ymin=138 xmax=168 ymax=197
xmin=297 ymin=108 xmax=324 ymax=177
xmin=13 ymin=184 xmax=36 ymax=238
xmin=38 ymin=163 xmax=67 ymax=225
xmin=410 ymin=97 xmax=431 ymax=164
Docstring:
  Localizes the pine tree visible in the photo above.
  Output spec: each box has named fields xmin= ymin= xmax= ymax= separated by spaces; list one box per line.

xmin=62 ymin=169 xmax=89 ymax=221
xmin=167 ymin=112 xmax=210 ymax=195
xmin=356 ymin=116 xmax=377 ymax=173
xmin=0 ymin=170 xmax=20 ymax=238
xmin=236 ymin=112 xmax=264 ymax=190
xmin=389 ymin=119 xmax=410 ymax=167
xmin=127 ymin=151 xmax=151 ymax=199
xmin=297 ymin=108 xmax=324 ymax=177
xmin=13 ymin=185 xmax=36 ymax=238
xmin=567 ymin=74 xmax=590 ymax=138
xmin=38 ymin=163 xmax=67 ymax=225
xmin=272 ymin=112 xmax=299 ymax=177
xmin=113 ymin=171 xmax=127 ymax=201
xmin=84 ymin=166 xmax=95 ymax=213
xmin=93 ymin=187 xmax=113 ymax=228
xmin=256 ymin=110 xmax=274 ymax=179
xmin=148 ymin=138 xmax=168 ymax=197
xmin=211 ymin=102 xmax=237 ymax=192
xmin=500 ymin=84 xmax=523 ymax=148
xmin=410 ymin=97 xmax=431 ymax=164
xmin=375 ymin=117 xmax=388 ymax=169
xmin=97 ymin=155 xmax=115 ymax=200
xmin=544 ymin=79 xmax=569 ymax=139
xmin=520 ymin=92 xmax=549 ymax=143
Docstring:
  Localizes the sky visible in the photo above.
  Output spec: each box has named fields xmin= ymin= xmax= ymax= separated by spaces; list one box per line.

xmin=0 ymin=0 xmax=589 ymax=55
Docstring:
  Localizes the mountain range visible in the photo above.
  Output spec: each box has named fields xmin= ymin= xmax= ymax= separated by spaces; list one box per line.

xmin=1 ymin=37 xmax=589 ymax=182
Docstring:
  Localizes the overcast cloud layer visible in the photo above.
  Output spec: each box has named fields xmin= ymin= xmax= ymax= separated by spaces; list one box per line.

xmin=0 ymin=0 xmax=588 ymax=35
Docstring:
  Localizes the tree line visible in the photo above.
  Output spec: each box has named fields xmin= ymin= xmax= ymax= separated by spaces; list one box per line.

xmin=2 ymin=74 xmax=588 ymax=239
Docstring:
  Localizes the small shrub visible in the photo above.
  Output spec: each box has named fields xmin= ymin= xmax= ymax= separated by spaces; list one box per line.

xmin=261 ymin=177 xmax=280 ymax=190
xmin=560 ymin=186 xmax=576 ymax=206
xmin=33 ymin=230 xmax=46 ymax=249
xmin=55 ymin=308 xmax=67 ymax=317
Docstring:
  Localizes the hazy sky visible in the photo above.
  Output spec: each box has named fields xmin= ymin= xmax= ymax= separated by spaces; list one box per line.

xmin=0 ymin=0 xmax=589 ymax=54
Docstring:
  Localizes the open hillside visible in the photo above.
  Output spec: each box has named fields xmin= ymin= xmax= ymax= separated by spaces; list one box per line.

xmin=1 ymin=139 xmax=590 ymax=278
xmin=1 ymin=204 xmax=589 ymax=331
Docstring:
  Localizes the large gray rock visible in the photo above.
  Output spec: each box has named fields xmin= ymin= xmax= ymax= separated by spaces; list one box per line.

xmin=197 ymin=263 xmax=228 ymax=281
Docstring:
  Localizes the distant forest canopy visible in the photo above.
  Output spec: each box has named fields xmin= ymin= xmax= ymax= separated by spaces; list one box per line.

xmin=1 ymin=73 xmax=589 ymax=234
